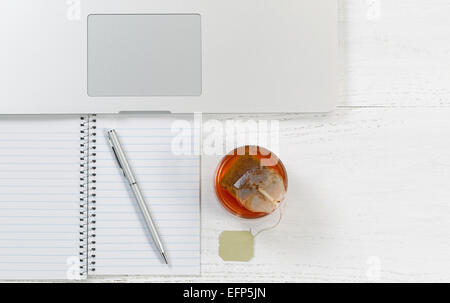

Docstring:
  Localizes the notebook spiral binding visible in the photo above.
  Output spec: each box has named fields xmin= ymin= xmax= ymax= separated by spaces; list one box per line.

xmin=79 ymin=114 xmax=97 ymax=278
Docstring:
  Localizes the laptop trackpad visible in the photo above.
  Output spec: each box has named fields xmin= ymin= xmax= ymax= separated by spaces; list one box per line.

xmin=87 ymin=14 xmax=202 ymax=97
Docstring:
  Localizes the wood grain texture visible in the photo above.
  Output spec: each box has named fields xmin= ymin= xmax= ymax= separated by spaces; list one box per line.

xmin=339 ymin=0 xmax=450 ymax=107
xmin=16 ymin=0 xmax=450 ymax=282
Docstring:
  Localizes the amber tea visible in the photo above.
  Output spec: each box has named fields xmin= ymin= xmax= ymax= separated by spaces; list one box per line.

xmin=214 ymin=146 xmax=288 ymax=219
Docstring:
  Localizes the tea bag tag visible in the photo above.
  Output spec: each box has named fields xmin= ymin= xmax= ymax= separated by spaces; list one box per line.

xmin=218 ymin=207 xmax=284 ymax=262
xmin=218 ymin=231 xmax=254 ymax=262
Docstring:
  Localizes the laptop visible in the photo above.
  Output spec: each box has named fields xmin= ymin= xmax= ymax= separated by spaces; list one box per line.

xmin=0 ymin=0 xmax=338 ymax=114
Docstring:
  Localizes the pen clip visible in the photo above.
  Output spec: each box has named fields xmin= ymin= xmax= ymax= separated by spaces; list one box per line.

xmin=107 ymin=131 xmax=126 ymax=178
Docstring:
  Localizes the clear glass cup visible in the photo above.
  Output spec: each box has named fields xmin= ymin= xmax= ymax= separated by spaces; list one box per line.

xmin=214 ymin=145 xmax=288 ymax=219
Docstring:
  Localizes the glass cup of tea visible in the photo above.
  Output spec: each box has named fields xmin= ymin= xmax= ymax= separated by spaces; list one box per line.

xmin=214 ymin=145 xmax=288 ymax=219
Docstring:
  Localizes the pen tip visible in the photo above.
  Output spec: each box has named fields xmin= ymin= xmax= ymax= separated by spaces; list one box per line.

xmin=161 ymin=252 xmax=169 ymax=265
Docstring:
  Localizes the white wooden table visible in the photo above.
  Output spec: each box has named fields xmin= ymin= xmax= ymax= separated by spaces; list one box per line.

xmin=90 ymin=0 xmax=450 ymax=282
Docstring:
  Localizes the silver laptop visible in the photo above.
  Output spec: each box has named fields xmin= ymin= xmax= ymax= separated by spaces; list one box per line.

xmin=0 ymin=0 xmax=338 ymax=114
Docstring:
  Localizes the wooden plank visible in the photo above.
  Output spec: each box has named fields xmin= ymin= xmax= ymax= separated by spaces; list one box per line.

xmin=339 ymin=0 xmax=450 ymax=107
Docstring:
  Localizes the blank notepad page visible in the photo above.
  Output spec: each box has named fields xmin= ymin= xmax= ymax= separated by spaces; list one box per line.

xmin=0 ymin=116 xmax=81 ymax=280
xmin=94 ymin=114 xmax=200 ymax=275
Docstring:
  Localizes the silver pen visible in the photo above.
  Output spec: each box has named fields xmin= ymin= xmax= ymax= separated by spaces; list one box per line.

xmin=106 ymin=129 xmax=168 ymax=264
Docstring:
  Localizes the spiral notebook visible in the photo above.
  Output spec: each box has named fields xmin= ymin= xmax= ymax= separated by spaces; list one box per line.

xmin=0 ymin=114 xmax=200 ymax=280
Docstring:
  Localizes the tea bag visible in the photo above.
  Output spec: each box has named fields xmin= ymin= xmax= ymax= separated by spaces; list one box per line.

xmin=234 ymin=167 xmax=285 ymax=213
xmin=220 ymin=155 xmax=286 ymax=214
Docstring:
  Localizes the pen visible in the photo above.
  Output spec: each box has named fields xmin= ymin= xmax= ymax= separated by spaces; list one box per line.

xmin=106 ymin=129 xmax=169 ymax=264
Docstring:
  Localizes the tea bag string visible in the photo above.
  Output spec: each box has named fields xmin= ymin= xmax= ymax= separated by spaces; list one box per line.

xmin=251 ymin=205 xmax=284 ymax=237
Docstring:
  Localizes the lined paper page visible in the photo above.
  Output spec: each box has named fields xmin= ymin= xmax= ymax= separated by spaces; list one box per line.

xmin=0 ymin=116 xmax=82 ymax=280
xmin=94 ymin=114 xmax=200 ymax=275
